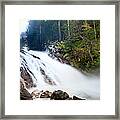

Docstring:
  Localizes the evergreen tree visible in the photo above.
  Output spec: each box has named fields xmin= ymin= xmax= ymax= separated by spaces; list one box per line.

xmin=20 ymin=20 xmax=100 ymax=72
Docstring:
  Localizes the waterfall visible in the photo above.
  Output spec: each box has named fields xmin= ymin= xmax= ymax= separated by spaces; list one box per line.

xmin=20 ymin=47 xmax=100 ymax=100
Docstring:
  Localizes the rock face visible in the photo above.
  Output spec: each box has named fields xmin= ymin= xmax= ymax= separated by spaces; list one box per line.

xmin=20 ymin=79 xmax=33 ymax=100
xmin=40 ymin=67 xmax=56 ymax=85
xmin=50 ymin=90 xmax=69 ymax=100
xmin=20 ymin=67 xmax=34 ymax=89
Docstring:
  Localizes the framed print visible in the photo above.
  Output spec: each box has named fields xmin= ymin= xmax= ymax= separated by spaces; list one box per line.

xmin=0 ymin=0 xmax=119 ymax=119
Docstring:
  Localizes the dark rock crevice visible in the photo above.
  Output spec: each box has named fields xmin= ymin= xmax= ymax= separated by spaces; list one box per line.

xmin=20 ymin=79 xmax=33 ymax=100
xmin=40 ymin=67 xmax=56 ymax=85
xmin=20 ymin=67 xmax=34 ymax=89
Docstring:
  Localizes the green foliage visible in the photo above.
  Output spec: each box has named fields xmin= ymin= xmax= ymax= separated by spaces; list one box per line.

xmin=21 ymin=20 xmax=100 ymax=73
xmin=49 ymin=20 xmax=100 ymax=72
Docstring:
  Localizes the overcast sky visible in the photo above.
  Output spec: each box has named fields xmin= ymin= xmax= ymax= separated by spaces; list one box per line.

xmin=19 ymin=20 xmax=29 ymax=34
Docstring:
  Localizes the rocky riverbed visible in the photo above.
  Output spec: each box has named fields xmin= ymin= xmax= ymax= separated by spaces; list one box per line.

xmin=20 ymin=81 xmax=86 ymax=100
xmin=20 ymin=48 xmax=100 ymax=100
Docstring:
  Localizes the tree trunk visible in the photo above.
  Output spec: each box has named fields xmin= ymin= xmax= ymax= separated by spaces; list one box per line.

xmin=93 ymin=21 xmax=97 ymax=40
xmin=58 ymin=20 xmax=61 ymax=41
xmin=88 ymin=49 xmax=93 ymax=61
xmin=67 ymin=20 xmax=70 ymax=37
xmin=39 ymin=22 xmax=42 ymax=50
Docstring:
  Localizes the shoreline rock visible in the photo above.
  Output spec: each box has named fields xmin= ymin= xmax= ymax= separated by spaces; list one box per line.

xmin=30 ymin=89 xmax=86 ymax=100
xmin=50 ymin=90 xmax=69 ymax=100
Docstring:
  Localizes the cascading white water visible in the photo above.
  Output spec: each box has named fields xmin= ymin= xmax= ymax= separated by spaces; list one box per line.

xmin=20 ymin=47 xmax=100 ymax=100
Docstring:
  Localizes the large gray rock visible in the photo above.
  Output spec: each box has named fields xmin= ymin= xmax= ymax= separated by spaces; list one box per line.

xmin=50 ymin=90 xmax=69 ymax=100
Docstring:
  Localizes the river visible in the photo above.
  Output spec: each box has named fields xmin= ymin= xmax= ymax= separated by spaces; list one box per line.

xmin=20 ymin=47 xmax=100 ymax=100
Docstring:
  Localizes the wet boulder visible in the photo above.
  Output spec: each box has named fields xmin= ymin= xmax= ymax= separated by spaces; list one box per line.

xmin=50 ymin=90 xmax=69 ymax=100
xmin=73 ymin=96 xmax=86 ymax=100
xmin=40 ymin=90 xmax=52 ymax=98
xmin=31 ymin=89 xmax=42 ymax=99
xmin=66 ymin=97 xmax=73 ymax=100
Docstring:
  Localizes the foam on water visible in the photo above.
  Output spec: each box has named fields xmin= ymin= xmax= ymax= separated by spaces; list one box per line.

xmin=20 ymin=47 xmax=100 ymax=99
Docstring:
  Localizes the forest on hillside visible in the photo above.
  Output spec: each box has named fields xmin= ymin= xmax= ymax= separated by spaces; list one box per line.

xmin=20 ymin=20 xmax=100 ymax=73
